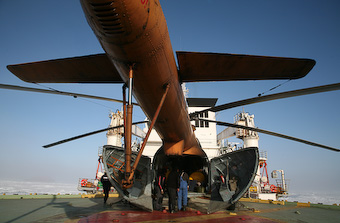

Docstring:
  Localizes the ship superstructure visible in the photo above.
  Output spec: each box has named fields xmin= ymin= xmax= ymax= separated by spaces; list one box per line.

xmin=102 ymin=100 xmax=288 ymax=200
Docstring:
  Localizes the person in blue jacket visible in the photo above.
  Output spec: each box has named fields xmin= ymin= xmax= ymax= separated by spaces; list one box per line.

xmin=178 ymin=170 xmax=189 ymax=211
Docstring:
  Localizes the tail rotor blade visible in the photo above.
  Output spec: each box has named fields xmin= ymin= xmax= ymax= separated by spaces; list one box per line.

xmin=0 ymin=83 xmax=138 ymax=105
xmin=43 ymin=121 xmax=148 ymax=148
xmin=190 ymin=82 xmax=340 ymax=118
xmin=196 ymin=118 xmax=340 ymax=152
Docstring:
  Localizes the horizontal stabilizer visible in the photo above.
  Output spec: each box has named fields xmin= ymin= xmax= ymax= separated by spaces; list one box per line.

xmin=176 ymin=51 xmax=315 ymax=82
xmin=7 ymin=54 xmax=124 ymax=83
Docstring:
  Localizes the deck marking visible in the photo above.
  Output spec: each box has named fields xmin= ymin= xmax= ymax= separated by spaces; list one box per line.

xmin=79 ymin=210 xmax=279 ymax=223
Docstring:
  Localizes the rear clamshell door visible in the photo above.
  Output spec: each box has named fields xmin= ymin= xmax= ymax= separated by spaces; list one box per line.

xmin=102 ymin=145 xmax=153 ymax=211
xmin=208 ymin=147 xmax=259 ymax=213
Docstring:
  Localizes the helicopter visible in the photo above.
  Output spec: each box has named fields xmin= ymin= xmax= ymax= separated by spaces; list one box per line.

xmin=1 ymin=0 xmax=339 ymax=213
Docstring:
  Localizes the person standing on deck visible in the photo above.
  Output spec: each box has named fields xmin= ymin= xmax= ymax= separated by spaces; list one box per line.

xmin=167 ymin=168 xmax=179 ymax=213
xmin=178 ymin=170 xmax=189 ymax=211
xmin=154 ymin=170 xmax=166 ymax=210
xmin=101 ymin=172 xmax=112 ymax=204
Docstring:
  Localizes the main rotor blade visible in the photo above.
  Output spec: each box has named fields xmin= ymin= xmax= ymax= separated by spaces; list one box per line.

xmin=190 ymin=83 xmax=340 ymax=118
xmin=0 ymin=83 xmax=139 ymax=106
xmin=43 ymin=121 xmax=148 ymax=148
xmin=196 ymin=118 xmax=340 ymax=152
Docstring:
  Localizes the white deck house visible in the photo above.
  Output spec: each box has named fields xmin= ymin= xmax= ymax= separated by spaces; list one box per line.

xmin=142 ymin=98 xmax=220 ymax=160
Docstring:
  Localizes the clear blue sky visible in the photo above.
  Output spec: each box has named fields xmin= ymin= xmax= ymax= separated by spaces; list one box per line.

xmin=0 ymin=0 xmax=339 ymax=194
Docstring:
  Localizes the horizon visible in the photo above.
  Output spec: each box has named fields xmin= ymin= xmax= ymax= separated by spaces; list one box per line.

xmin=1 ymin=1 xmax=339 ymax=196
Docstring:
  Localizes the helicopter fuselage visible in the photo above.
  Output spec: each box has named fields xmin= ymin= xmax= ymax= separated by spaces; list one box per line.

xmin=80 ymin=0 xmax=203 ymax=156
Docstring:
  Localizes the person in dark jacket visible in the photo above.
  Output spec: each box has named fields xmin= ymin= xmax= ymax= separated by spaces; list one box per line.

xmin=101 ymin=172 xmax=112 ymax=204
xmin=178 ymin=170 xmax=189 ymax=211
xmin=166 ymin=168 xmax=179 ymax=213
xmin=154 ymin=170 xmax=166 ymax=211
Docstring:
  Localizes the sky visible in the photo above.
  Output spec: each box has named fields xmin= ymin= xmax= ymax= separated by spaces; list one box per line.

xmin=0 ymin=0 xmax=339 ymax=196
